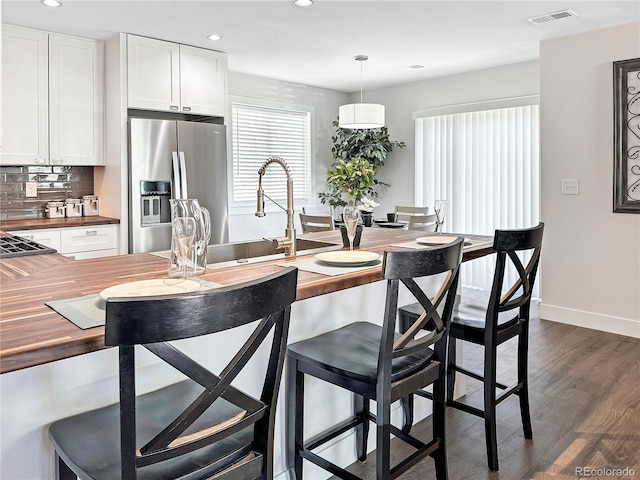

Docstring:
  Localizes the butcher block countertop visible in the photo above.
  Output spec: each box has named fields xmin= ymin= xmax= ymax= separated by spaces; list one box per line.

xmin=0 ymin=216 xmax=120 ymax=231
xmin=0 ymin=229 xmax=494 ymax=374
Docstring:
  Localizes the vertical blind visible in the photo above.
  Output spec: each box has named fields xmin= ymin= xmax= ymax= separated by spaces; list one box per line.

xmin=232 ymin=102 xmax=312 ymax=203
xmin=415 ymin=104 xmax=540 ymax=293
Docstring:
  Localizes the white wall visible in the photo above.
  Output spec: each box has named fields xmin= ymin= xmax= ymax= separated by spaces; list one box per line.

xmin=226 ymin=72 xmax=348 ymax=241
xmin=539 ymin=22 xmax=640 ymax=337
xmin=358 ymin=60 xmax=540 ymax=216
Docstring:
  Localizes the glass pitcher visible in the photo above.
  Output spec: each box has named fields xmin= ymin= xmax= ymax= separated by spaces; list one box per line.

xmin=168 ymin=199 xmax=211 ymax=277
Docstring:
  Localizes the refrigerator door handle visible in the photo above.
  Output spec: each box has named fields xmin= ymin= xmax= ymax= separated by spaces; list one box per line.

xmin=178 ymin=151 xmax=188 ymax=199
xmin=172 ymin=151 xmax=181 ymax=199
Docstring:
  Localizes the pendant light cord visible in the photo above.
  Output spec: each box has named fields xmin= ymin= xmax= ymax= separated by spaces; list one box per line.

xmin=354 ymin=54 xmax=368 ymax=103
xmin=360 ymin=59 xmax=363 ymax=103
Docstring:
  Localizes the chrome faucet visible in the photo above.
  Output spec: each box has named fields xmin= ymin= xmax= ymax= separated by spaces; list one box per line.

xmin=256 ymin=156 xmax=296 ymax=257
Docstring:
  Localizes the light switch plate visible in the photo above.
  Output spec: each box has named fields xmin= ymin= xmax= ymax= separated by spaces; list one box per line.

xmin=25 ymin=182 xmax=38 ymax=198
xmin=562 ymin=179 xmax=579 ymax=195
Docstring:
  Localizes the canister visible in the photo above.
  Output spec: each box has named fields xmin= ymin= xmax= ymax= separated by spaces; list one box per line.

xmin=45 ymin=201 xmax=65 ymax=219
xmin=82 ymin=195 xmax=99 ymax=216
xmin=65 ymin=199 xmax=83 ymax=217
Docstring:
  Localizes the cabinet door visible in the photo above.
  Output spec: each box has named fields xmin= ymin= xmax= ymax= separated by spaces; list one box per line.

xmin=49 ymin=35 xmax=105 ymax=166
xmin=1 ymin=26 xmax=49 ymax=165
xmin=60 ymin=225 xmax=118 ymax=257
xmin=127 ymin=35 xmax=180 ymax=112
xmin=7 ymin=229 xmax=62 ymax=252
xmin=179 ymin=45 xmax=227 ymax=116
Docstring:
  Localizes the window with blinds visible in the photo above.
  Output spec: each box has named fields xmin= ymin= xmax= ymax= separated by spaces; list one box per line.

xmin=415 ymin=102 xmax=540 ymax=294
xmin=231 ymin=102 xmax=312 ymax=204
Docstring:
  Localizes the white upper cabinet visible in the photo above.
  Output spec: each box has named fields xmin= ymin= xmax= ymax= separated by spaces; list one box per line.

xmin=1 ymin=25 xmax=105 ymax=166
xmin=127 ymin=35 xmax=180 ymax=112
xmin=49 ymin=34 xmax=105 ymax=166
xmin=2 ymin=26 xmax=49 ymax=165
xmin=127 ymin=35 xmax=226 ymax=116
xmin=179 ymin=44 xmax=226 ymax=116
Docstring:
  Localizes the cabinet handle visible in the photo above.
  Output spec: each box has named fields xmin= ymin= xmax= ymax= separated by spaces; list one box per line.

xmin=85 ymin=230 xmax=98 ymax=236
xmin=51 ymin=159 xmax=64 ymax=165
xmin=170 ymin=105 xmax=179 ymax=111
xmin=34 ymin=158 xmax=47 ymax=164
xmin=182 ymin=106 xmax=191 ymax=112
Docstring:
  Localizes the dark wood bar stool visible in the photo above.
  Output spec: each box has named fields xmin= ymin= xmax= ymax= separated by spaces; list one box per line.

xmin=399 ymin=223 xmax=544 ymax=471
xmin=48 ymin=267 xmax=298 ymax=480
xmin=287 ymin=239 xmax=464 ymax=480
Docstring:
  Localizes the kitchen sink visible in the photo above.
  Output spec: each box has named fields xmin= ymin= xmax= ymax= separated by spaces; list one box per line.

xmin=205 ymin=238 xmax=341 ymax=267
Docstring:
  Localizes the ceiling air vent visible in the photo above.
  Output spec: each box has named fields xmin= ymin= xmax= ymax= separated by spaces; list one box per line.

xmin=527 ymin=9 xmax=577 ymax=25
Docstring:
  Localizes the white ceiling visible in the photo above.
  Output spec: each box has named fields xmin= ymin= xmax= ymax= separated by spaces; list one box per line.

xmin=2 ymin=0 xmax=639 ymax=93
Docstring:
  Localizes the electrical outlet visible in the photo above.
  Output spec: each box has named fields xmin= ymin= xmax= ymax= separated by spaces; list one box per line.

xmin=25 ymin=182 xmax=38 ymax=198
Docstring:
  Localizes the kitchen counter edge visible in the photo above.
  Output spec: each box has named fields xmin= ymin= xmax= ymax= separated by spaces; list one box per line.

xmin=0 ymin=216 xmax=120 ymax=231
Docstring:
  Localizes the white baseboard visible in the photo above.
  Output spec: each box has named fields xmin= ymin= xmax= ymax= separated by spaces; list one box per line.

xmin=540 ymin=303 xmax=640 ymax=338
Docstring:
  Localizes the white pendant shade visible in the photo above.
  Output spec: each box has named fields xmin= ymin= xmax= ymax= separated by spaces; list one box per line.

xmin=338 ymin=103 xmax=385 ymax=129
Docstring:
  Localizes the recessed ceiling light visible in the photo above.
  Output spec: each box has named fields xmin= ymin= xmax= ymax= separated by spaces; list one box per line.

xmin=41 ymin=0 xmax=62 ymax=7
xmin=294 ymin=0 xmax=313 ymax=6
xmin=207 ymin=34 xmax=223 ymax=41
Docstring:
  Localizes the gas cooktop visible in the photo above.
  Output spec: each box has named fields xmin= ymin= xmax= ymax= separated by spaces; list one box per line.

xmin=0 ymin=234 xmax=57 ymax=258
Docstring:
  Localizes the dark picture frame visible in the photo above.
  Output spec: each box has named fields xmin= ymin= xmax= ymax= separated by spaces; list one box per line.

xmin=613 ymin=58 xmax=640 ymax=213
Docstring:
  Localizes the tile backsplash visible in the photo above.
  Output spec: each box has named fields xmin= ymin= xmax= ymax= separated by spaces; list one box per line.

xmin=0 ymin=165 xmax=94 ymax=220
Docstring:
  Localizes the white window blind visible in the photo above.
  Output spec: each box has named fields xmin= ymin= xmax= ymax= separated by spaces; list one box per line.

xmin=415 ymin=104 xmax=540 ymax=293
xmin=231 ymin=102 xmax=312 ymax=204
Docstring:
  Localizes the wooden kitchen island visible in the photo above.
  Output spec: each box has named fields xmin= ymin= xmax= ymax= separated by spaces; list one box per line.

xmin=0 ymin=228 xmax=493 ymax=480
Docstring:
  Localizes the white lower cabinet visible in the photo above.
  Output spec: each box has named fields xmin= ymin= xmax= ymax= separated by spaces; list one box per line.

xmin=8 ymin=228 xmax=62 ymax=252
xmin=9 ymin=224 xmax=119 ymax=259
xmin=59 ymin=225 xmax=118 ymax=259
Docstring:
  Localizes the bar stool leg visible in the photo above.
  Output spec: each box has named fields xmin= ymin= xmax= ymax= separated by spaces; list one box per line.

xmin=518 ymin=321 xmax=533 ymax=439
xmin=446 ymin=334 xmax=457 ymax=404
xmin=287 ymin=357 xmax=304 ymax=479
xmin=354 ymin=394 xmax=370 ymax=461
xmin=484 ymin=344 xmax=499 ymax=472
xmin=433 ymin=357 xmax=448 ymax=480
xmin=375 ymin=401 xmax=392 ymax=480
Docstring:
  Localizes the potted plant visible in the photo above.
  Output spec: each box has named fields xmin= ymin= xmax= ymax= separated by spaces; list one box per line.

xmin=358 ymin=196 xmax=379 ymax=227
xmin=325 ymin=158 xmax=375 ymax=249
xmin=319 ymin=119 xmax=406 ymax=208
xmin=326 ymin=158 xmax=375 ymax=204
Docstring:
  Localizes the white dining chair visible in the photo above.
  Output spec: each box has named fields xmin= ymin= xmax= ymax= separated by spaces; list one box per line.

xmin=299 ymin=213 xmax=335 ymax=233
xmin=408 ymin=214 xmax=438 ymax=231
xmin=302 ymin=205 xmax=334 ymax=216
xmin=394 ymin=205 xmax=429 ymax=224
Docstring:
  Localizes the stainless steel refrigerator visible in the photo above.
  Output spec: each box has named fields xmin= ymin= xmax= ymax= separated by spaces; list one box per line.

xmin=128 ymin=118 xmax=229 ymax=253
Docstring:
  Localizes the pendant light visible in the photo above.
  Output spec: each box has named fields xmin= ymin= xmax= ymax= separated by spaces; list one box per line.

xmin=339 ymin=55 xmax=385 ymax=129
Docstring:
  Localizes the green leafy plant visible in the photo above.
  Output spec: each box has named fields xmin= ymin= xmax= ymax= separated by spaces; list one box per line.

xmin=325 ymin=158 xmax=375 ymax=203
xmin=319 ymin=118 xmax=406 ymax=207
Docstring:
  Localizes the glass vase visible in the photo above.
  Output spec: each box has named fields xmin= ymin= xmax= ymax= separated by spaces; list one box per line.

xmin=342 ymin=202 xmax=361 ymax=251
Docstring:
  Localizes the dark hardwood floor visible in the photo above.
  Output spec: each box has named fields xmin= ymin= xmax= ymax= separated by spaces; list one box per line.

xmin=328 ymin=294 xmax=640 ymax=479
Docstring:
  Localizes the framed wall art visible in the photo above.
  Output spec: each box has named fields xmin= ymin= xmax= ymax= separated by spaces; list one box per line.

xmin=613 ymin=58 xmax=640 ymax=213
